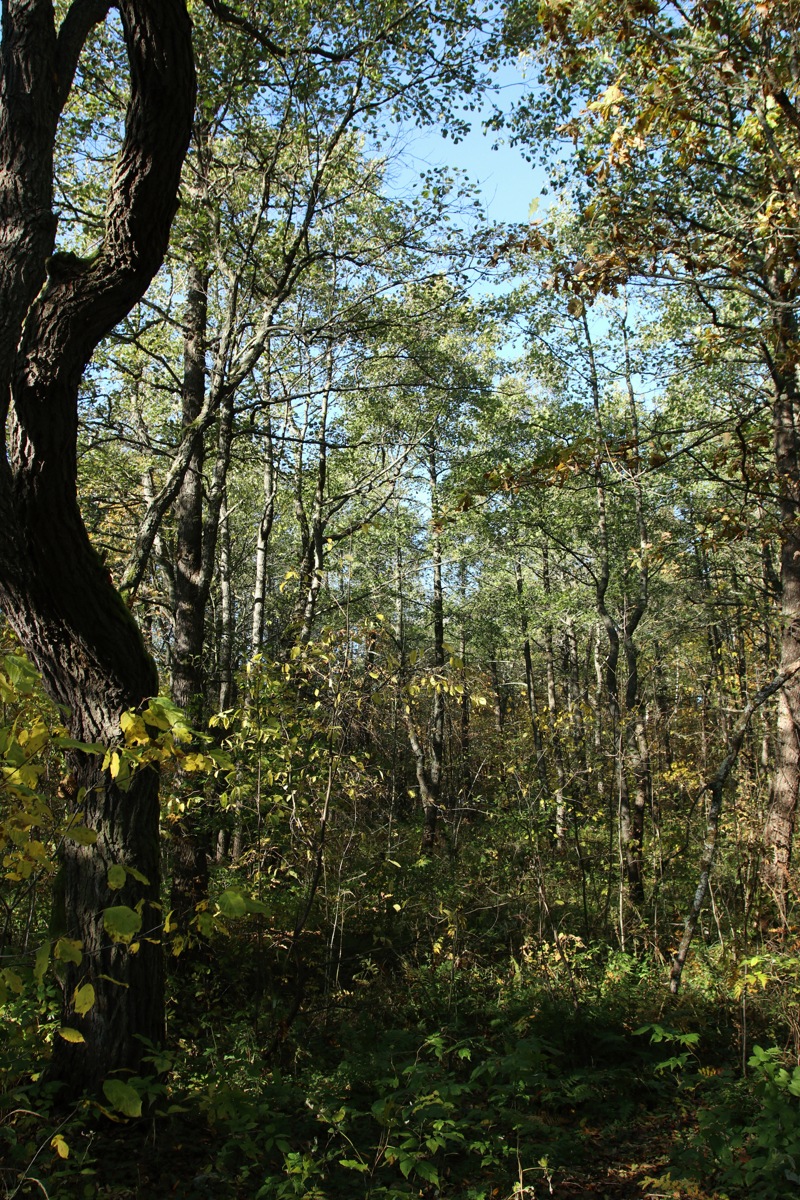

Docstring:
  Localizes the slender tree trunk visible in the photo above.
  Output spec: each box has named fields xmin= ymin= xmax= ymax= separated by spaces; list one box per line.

xmin=489 ymin=655 xmax=508 ymax=733
xmin=516 ymin=562 xmax=548 ymax=791
xmin=218 ymin=490 xmax=235 ymax=711
xmin=172 ymin=259 xmax=210 ymax=722
xmin=619 ymin=313 xmax=650 ymax=907
xmin=407 ymin=445 xmax=446 ymax=849
xmin=251 ymin=404 xmax=281 ymax=655
xmin=584 ymin=309 xmax=650 ymax=904
xmin=459 ymin=564 xmax=471 ymax=803
xmin=764 ymin=341 xmax=800 ymax=921
xmin=542 ymin=545 xmax=567 ymax=845
xmin=297 ymin=343 xmax=334 ymax=646
xmin=167 ymin=135 xmax=238 ymax=931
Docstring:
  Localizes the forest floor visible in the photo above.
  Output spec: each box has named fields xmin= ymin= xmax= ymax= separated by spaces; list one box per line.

xmin=3 ymin=938 xmax=789 ymax=1199
xmin=84 ymin=1122 xmax=723 ymax=1200
xmin=540 ymin=1113 xmax=709 ymax=1200
xmin=43 ymin=1086 xmax=729 ymax=1200
xmin=38 ymin=1115 xmax=716 ymax=1200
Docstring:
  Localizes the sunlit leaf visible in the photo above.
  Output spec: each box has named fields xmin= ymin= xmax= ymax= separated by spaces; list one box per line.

xmin=73 ymin=983 xmax=95 ymax=1016
xmin=51 ymin=1134 xmax=69 ymax=1159
xmin=58 ymin=1027 xmax=85 ymax=1043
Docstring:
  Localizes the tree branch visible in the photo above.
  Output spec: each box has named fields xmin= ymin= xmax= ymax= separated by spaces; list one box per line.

xmin=55 ymin=0 xmax=112 ymax=111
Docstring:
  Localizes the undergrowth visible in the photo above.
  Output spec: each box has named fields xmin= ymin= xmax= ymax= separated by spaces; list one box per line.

xmin=3 ymin=934 xmax=799 ymax=1199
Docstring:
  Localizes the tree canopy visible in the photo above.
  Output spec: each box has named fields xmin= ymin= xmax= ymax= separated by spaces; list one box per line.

xmin=1 ymin=3 xmax=800 ymax=1197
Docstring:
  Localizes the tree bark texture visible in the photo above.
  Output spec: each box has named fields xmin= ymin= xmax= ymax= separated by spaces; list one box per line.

xmin=0 ymin=1 xmax=195 ymax=1092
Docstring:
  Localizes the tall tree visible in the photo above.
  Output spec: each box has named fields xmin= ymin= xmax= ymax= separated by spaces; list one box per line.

xmin=0 ymin=1 xmax=195 ymax=1090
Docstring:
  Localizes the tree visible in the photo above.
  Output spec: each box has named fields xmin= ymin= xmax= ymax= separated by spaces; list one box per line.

xmin=503 ymin=0 xmax=800 ymax=920
xmin=0 ymin=0 xmax=195 ymax=1091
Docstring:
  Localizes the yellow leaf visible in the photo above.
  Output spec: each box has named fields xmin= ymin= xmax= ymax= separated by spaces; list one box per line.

xmin=51 ymin=1134 xmax=69 ymax=1159
xmin=73 ymin=983 xmax=95 ymax=1016
xmin=57 ymin=1027 xmax=85 ymax=1043
xmin=587 ymin=83 xmax=625 ymax=115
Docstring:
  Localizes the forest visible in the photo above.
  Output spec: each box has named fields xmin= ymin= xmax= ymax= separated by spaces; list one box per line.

xmin=1 ymin=0 xmax=800 ymax=1196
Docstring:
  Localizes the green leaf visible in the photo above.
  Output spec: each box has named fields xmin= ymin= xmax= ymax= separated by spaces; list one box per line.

xmin=55 ymin=937 xmax=83 ymax=965
xmin=415 ymin=1161 xmax=439 ymax=1184
xmin=216 ymin=888 xmax=248 ymax=918
xmin=103 ymin=906 xmax=142 ymax=943
xmin=126 ymin=866 xmax=150 ymax=885
xmin=34 ymin=942 xmax=50 ymax=984
xmin=53 ymin=737 xmax=105 ymax=754
xmin=195 ymin=911 xmax=214 ymax=937
xmin=2 ymin=968 xmax=23 ymax=995
xmin=107 ymin=865 xmax=127 ymax=890
xmin=4 ymin=653 xmax=39 ymax=694
xmin=66 ymin=825 xmax=98 ymax=846
xmin=98 ymin=973 xmax=129 ymax=988
xmin=73 ymin=983 xmax=95 ymax=1016
xmin=103 ymin=1078 xmax=142 ymax=1118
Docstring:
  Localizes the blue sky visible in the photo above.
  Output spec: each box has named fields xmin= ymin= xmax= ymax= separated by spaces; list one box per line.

xmin=400 ymin=63 xmax=551 ymax=227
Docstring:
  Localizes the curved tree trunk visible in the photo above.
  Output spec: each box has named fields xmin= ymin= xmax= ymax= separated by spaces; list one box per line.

xmin=0 ymin=1 xmax=195 ymax=1093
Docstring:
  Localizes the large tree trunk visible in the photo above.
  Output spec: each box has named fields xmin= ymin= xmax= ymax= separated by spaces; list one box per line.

xmin=0 ymin=1 xmax=195 ymax=1093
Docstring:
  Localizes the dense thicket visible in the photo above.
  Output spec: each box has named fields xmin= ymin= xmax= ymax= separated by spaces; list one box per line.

xmin=1 ymin=2 xmax=800 ymax=1197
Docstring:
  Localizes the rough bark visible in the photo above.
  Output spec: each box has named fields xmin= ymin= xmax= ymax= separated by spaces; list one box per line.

xmin=0 ymin=1 xmax=195 ymax=1092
